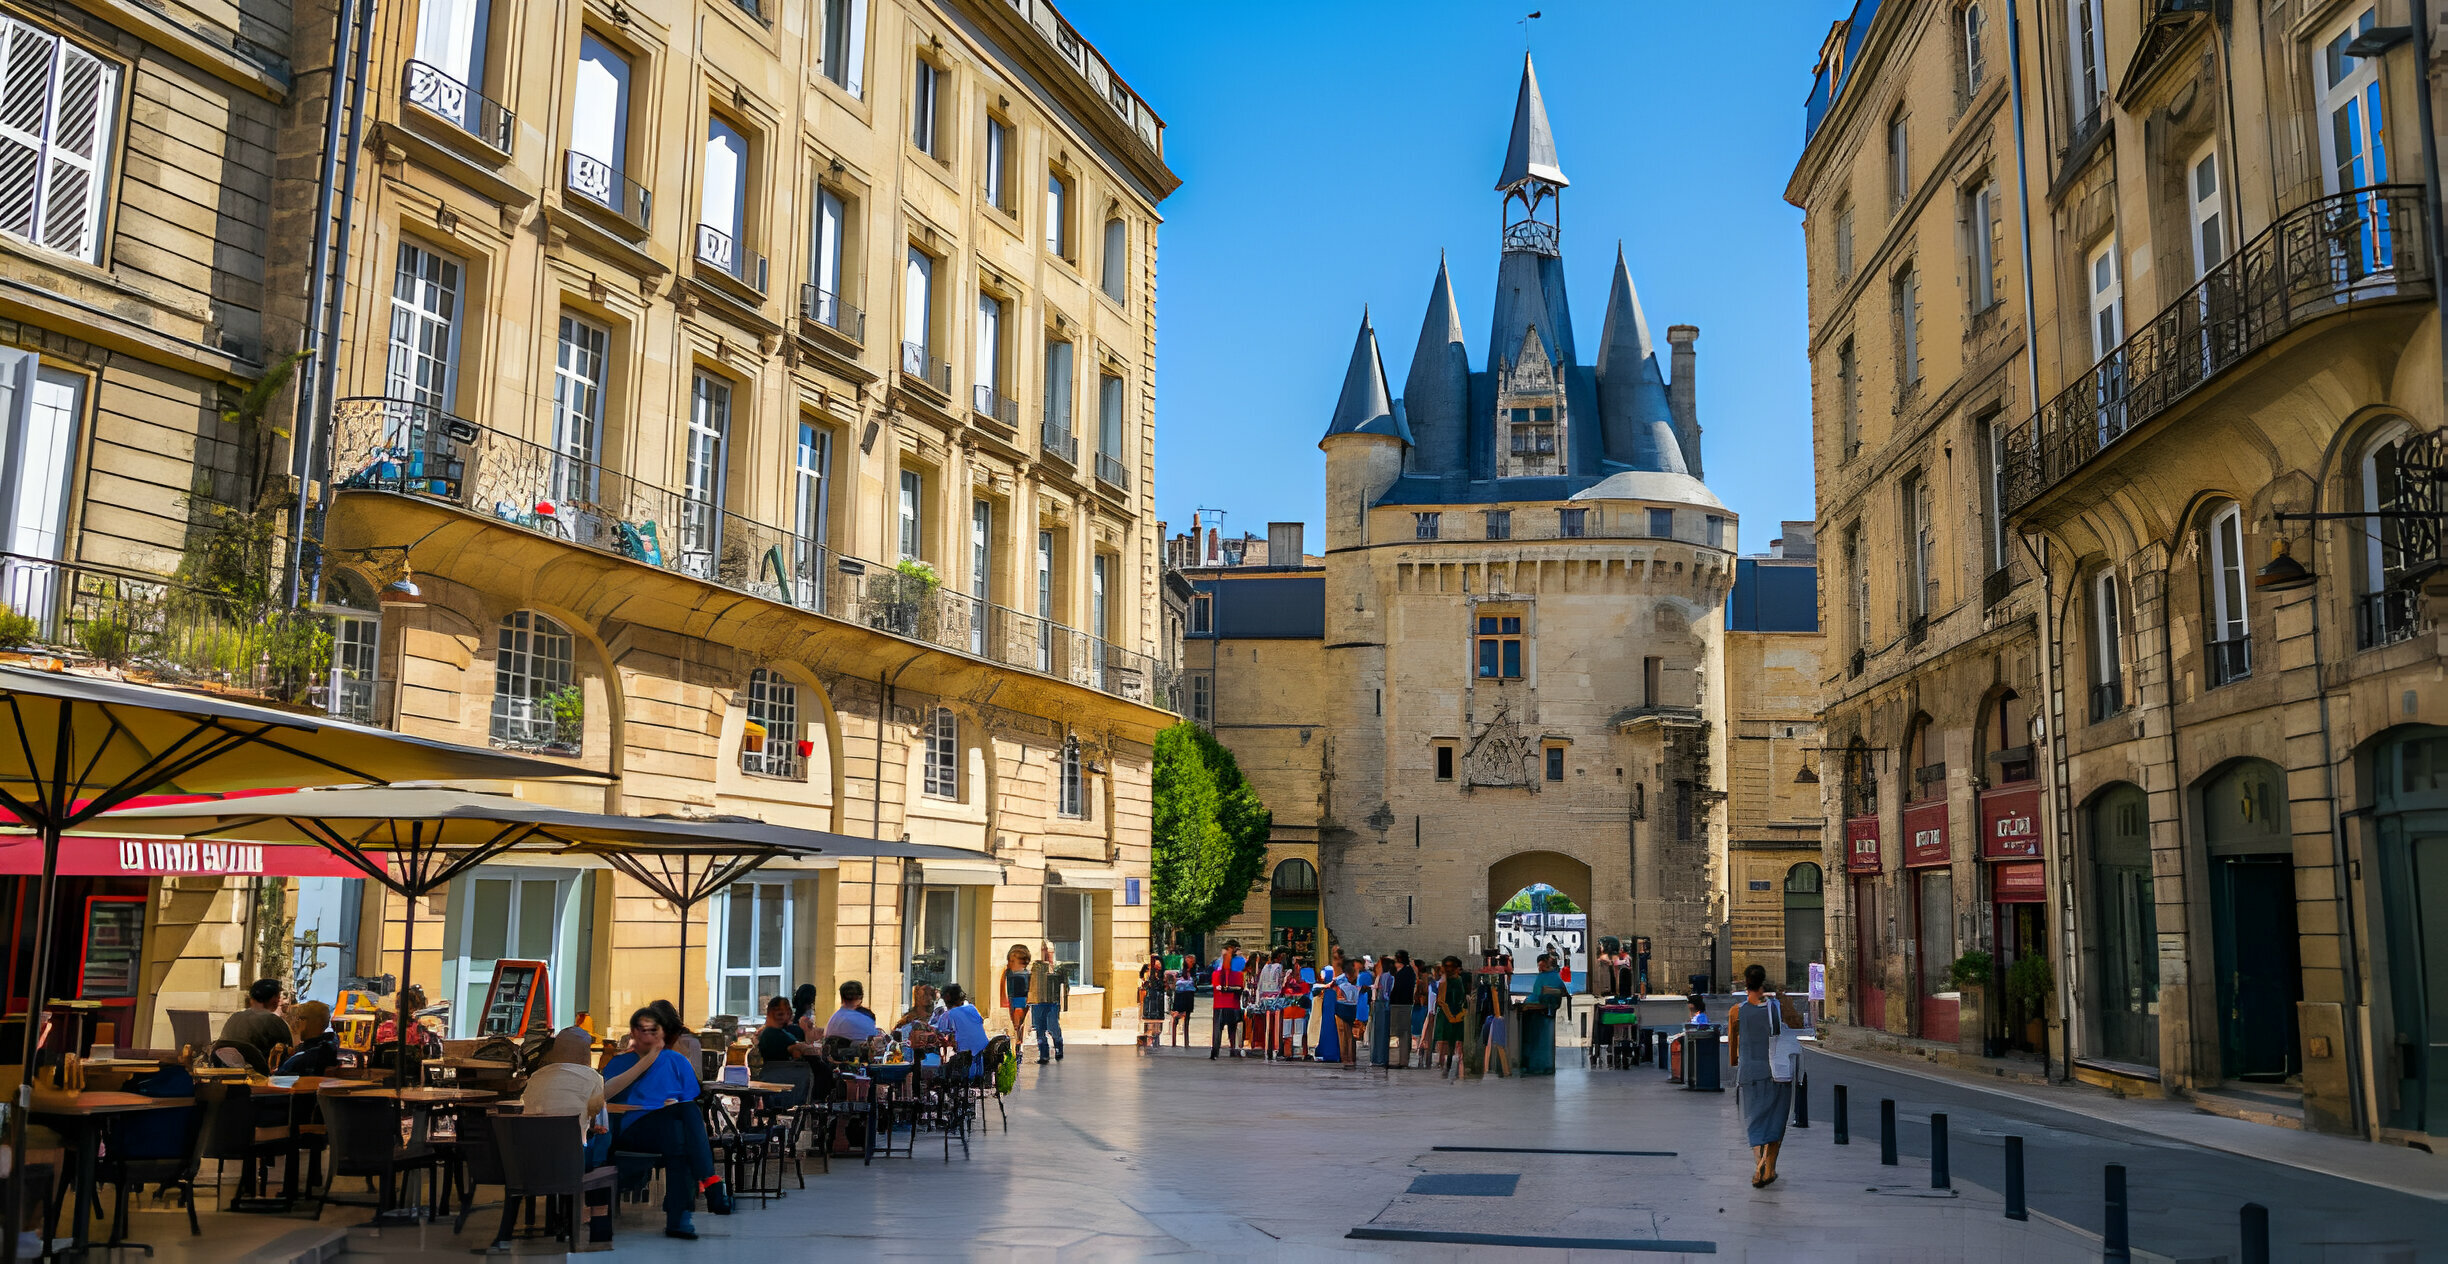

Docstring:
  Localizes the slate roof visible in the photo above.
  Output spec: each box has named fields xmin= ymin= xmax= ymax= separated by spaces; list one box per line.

xmin=1496 ymin=52 xmax=1568 ymax=191
xmin=1320 ymin=310 xmax=1409 ymax=442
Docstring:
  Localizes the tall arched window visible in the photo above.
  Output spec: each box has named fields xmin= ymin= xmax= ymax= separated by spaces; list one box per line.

xmin=1272 ymin=858 xmax=1318 ymax=896
xmin=1961 ymin=3 xmax=1987 ymax=95
xmin=2358 ymin=422 xmax=2435 ymax=648
xmin=742 ymin=668 xmax=802 ymax=779
xmin=491 ymin=611 xmax=577 ymax=753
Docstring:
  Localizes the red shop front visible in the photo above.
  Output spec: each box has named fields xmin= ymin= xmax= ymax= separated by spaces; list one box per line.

xmin=0 ymin=836 xmax=368 ymax=1054
xmin=1980 ymin=783 xmax=2048 ymax=1051
xmin=1844 ymin=816 xmax=1884 ymax=1030
xmin=1903 ymin=798 xmax=1956 ymax=1045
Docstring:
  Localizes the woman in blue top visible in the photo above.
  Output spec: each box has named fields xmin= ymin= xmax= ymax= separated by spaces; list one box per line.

xmin=601 ymin=1007 xmax=729 ymax=1239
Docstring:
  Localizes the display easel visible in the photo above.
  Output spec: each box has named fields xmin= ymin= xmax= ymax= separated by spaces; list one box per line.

xmin=477 ymin=958 xmax=552 ymax=1038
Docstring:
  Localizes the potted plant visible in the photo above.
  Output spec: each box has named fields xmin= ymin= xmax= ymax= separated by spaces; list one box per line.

xmin=742 ymin=718 xmax=768 ymax=754
xmin=542 ymin=684 xmax=585 ymax=755
xmin=1949 ymin=950 xmax=1995 ymax=1056
xmin=874 ymin=559 xmax=941 ymax=638
xmin=2006 ymin=954 xmax=2052 ymax=1050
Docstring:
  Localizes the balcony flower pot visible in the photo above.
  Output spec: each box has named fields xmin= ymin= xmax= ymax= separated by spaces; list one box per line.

xmin=796 ymin=739 xmax=816 ymax=759
xmin=742 ymin=719 xmax=767 ymax=753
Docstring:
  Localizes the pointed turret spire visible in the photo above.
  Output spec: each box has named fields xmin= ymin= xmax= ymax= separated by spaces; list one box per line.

xmin=1321 ymin=309 xmax=1409 ymax=443
xmin=1402 ymin=257 xmax=1471 ymax=474
xmin=1595 ymin=244 xmax=1688 ymax=474
xmin=1496 ymin=53 xmax=1568 ymax=192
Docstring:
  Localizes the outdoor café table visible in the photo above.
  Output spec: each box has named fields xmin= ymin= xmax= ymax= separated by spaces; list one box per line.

xmin=225 ymin=1076 xmax=371 ymax=1212
xmin=30 ymin=1090 xmax=192 ymax=1258
xmin=342 ymin=1088 xmax=496 ymax=1223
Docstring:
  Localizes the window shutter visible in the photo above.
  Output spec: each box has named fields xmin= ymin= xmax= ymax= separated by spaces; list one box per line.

xmin=38 ymin=35 xmax=109 ymax=261
xmin=0 ymin=19 xmax=53 ymax=243
xmin=844 ymin=0 xmax=866 ymax=99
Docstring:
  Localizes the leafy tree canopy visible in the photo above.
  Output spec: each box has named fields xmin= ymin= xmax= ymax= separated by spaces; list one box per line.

xmin=1499 ymin=885 xmax=1581 ymax=914
xmin=1150 ymin=722 xmax=1273 ymax=936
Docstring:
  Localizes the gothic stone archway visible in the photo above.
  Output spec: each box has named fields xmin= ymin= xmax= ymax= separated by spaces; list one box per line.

xmin=1487 ymin=850 xmax=1595 ymax=975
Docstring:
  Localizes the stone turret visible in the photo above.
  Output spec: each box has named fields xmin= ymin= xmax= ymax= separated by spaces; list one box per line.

xmin=1319 ymin=310 xmax=1407 ymax=553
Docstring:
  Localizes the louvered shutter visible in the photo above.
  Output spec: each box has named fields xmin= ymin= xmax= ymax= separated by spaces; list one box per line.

xmin=0 ymin=19 xmax=51 ymax=243
xmin=0 ymin=19 xmax=115 ymax=263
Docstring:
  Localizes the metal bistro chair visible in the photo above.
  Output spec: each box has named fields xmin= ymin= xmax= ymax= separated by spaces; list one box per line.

xmin=313 ymin=1092 xmax=440 ymax=1222
xmin=922 ymin=1051 xmax=976 ymax=1162
xmin=978 ymin=1034 xmax=1013 ymax=1132
xmin=492 ymin=1112 xmax=618 ymax=1252
xmin=751 ymin=1060 xmax=815 ymax=1190
xmin=193 ymin=1083 xmax=295 ymax=1209
xmin=96 ymin=1066 xmax=205 ymax=1243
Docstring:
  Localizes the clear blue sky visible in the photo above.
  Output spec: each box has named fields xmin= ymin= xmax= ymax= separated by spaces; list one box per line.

xmin=1056 ymin=0 xmax=1841 ymax=551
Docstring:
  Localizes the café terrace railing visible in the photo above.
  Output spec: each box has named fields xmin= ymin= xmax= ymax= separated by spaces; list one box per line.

xmin=2002 ymin=184 xmax=2432 ymax=514
xmin=329 ymin=396 xmax=1170 ymax=707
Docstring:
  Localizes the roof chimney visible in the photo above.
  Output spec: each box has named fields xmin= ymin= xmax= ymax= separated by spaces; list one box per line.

xmin=1267 ymin=522 xmax=1305 ymax=567
xmin=1666 ymin=324 xmax=1701 ymax=479
xmin=1780 ymin=521 xmax=1818 ymax=559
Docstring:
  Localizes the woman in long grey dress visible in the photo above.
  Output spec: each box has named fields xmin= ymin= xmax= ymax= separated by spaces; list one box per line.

xmin=1730 ymin=962 xmax=1792 ymax=1187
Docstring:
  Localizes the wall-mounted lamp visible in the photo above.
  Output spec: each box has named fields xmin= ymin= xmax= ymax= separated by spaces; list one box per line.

xmin=2255 ymin=538 xmax=2314 ymax=592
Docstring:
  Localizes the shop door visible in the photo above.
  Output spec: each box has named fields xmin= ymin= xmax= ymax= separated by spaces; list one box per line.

xmin=2090 ymin=784 xmax=2157 ymax=1066
xmin=1914 ymin=868 xmax=1957 ymax=1043
xmin=2212 ymin=856 xmax=2301 ymax=1081
xmin=1852 ymin=875 xmax=1885 ymax=1030
xmin=1782 ymin=864 xmax=1824 ymax=993
xmin=457 ymin=870 xmax=566 ymax=1037
xmin=1998 ymin=903 xmax=2045 ymax=1051
xmin=907 ymin=886 xmax=965 ymax=1001
xmin=2410 ymin=833 xmax=2448 ymax=1134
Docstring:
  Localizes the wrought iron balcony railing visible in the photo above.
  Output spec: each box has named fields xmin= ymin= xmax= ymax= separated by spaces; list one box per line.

xmin=799 ymin=285 xmax=864 ymax=341
xmin=328 ymin=396 xmax=1168 ymax=706
xmin=2003 ymin=185 xmax=2431 ymax=514
xmin=694 ymin=224 xmax=768 ymax=292
xmin=564 ymin=150 xmax=652 ymax=232
xmin=1502 ymin=219 xmax=1559 ymax=257
xmin=899 ymin=341 xmax=950 ymax=393
xmin=973 ymin=384 xmax=1019 ymax=426
xmin=404 ymin=60 xmax=513 ymax=151
xmin=0 ymin=551 xmax=343 ymax=712
xmin=1041 ymin=422 xmax=1077 ymax=466
xmin=2358 ymin=588 xmax=2423 ymax=651
xmin=1095 ymin=452 xmax=1129 ymax=490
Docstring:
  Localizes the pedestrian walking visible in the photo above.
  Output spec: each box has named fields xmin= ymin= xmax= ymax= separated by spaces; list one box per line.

xmin=1170 ymin=954 xmax=1198 ymax=1045
xmin=1137 ymin=960 xmax=1166 ymax=1051
xmin=1730 ymin=963 xmax=1795 ymax=1188
xmin=1434 ymin=957 xmax=1468 ymax=1077
xmin=1209 ymin=940 xmax=1247 ymax=1059
xmin=1478 ymin=969 xmax=1511 ymax=1078
xmin=1385 ymin=951 xmax=1418 ymax=1070
xmin=1029 ymin=941 xmax=1068 ymax=1064
xmin=1003 ymin=944 xmax=1033 ymax=1046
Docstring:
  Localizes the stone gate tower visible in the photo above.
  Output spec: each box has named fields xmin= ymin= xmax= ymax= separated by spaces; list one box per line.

xmin=1315 ymin=54 xmax=1734 ymax=991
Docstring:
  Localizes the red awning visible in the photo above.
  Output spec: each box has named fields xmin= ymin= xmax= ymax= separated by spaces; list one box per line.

xmin=0 ymin=836 xmax=375 ymax=878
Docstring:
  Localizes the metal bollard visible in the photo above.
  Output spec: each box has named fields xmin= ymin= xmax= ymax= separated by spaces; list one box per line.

xmin=2240 ymin=1202 xmax=2269 ymax=1264
xmin=1792 ymin=1071 xmax=1810 ymax=1128
xmin=1929 ymin=1112 xmax=1949 ymax=1189
xmin=1833 ymin=1084 xmax=1849 ymax=1144
xmin=2103 ymin=1164 xmax=2131 ymax=1264
xmin=2003 ymin=1136 xmax=2026 ymax=1221
xmin=1879 ymin=1098 xmax=1897 ymax=1166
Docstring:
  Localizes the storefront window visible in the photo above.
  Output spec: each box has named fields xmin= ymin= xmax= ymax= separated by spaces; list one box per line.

xmin=1783 ymin=864 xmax=1824 ymax=993
xmin=1916 ymin=868 xmax=1954 ymax=996
xmin=457 ymin=868 xmax=567 ymax=1037
xmin=717 ymin=882 xmax=790 ymax=1020
xmin=907 ymin=886 xmax=966 ymax=1002
xmin=1046 ymin=889 xmax=1091 ymax=986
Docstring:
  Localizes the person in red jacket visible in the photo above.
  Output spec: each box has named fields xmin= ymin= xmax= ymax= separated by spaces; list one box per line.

xmin=1208 ymin=940 xmax=1246 ymax=1060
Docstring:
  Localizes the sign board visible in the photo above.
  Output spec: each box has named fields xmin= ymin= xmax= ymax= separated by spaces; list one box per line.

xmin=1844 ymin=816 xmax=1882 ymax=873
xmin=1990 ymin=861 xmax=2046 ymax=903
xmin=1978 ymin=784 xmax=2043 ymax=859
xmin=1807 ymin=962 xmax=1826 ymax=1000
xmin=0 ymin=837 xmax=371 ymax=878
xmin=1903 ymin=799 xmax=1951 ymax=867
xmin=1123 ymin=877 xmax=1141 ymax=907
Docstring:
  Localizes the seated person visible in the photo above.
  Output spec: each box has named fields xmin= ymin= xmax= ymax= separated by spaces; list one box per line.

xmin=646 ymin=999 xmax=704 ymax=1070
xmin=754 ymin=995 xmax=814 ymax=1064
xmin=519 ymin=1027 xmax=613 ymax=1243
xmin=891 ymin=983 xmax=944 ymax=1038
xmin=823 ymin=980 xmax=884 ymax=1051
xmin=930 ymin=984 xmax=993 ymax=1068
xmin=602 ymin=1008 xmax=728 ymax=1239
xmin=219 ymin=978 xmax=289 ymax=1060
xmin=277 ymin=1001 xmax=345 ymax=1076
xmin=372 ymin=984 xmax=443 ymax=1059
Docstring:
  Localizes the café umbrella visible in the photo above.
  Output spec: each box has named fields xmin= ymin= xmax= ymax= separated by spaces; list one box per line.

xmin=0 ymin=665 xmax=590 ymax=1247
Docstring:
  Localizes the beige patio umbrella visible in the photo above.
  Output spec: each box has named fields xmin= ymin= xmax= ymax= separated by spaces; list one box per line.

xmin=0 ymin=665 xmax=592 ymax=1247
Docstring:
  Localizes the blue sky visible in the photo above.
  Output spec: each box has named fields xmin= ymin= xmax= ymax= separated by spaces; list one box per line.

xmin=1056 ymin=0 xmax=1841 ymax=552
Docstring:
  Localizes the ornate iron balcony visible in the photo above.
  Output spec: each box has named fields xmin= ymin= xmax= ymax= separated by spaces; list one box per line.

xmin=694 ymin=224 xmax=768 ymax=292
xmin=564 ymin=150 xmax=652 ymax=232
xmin=1095 ymin=452 xmax=1129 ymax=490
xmin=899 ymin=341 xmax=950 ymax=393
xmin=404 ymin=60 xmax=513 ymax=151
xmin=2358 ymin=589 xmax=2422 ymax=651
xmin=1041 ymin=422 xmax=1076 ymax=466
xmin=973 ymin=384 xmax=1019 ymax=426
xmin=798 ymin=285 xmax=864 ymax=341
xmin=2003 ymin=185 xmax=2432 ymax=514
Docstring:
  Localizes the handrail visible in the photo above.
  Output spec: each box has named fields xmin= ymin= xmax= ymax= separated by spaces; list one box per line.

xmin=799 ymin=285 xmax=865 ymax=341
xmin=2002 ymin=184 xmax=2431 ymax=514
xmin=327 ymin=396 xmax=1169 ymax=707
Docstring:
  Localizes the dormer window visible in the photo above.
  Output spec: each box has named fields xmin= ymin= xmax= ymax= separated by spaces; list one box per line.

xmin=1507 ymin=407 xmax=1557 ymax=456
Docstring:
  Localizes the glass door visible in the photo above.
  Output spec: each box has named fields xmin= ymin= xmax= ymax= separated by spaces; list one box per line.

xmin=456 ymin=868 xmax=566 ymax=1037
xmin=715 ymin=882 xmax=789 ymax=1020
xmin=907 ymin=886 xmax=964 ymax=1003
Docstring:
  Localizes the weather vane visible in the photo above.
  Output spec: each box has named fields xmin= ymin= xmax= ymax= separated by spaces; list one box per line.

xmin=1520 ymin=9 xmax=1540 ymax=50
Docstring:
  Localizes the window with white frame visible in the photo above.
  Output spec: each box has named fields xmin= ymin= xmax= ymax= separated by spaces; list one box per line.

xmin=975 ymin=290 xmax=1005 ymax=413
xmin=970 ymin=498 xmax=991 ymax=654
xmin=0 ymin=16 xmax=118 ymax=264
xmin=1096 ymin=373 xmax=1125 ymax=479
xmin=698 ymin=116 xmax=749 ymax=277
xmin=898 ymin=468 xmax=922 ymax=561
xmin=1965 ymin=180 xmax=1998 ymax=311
xmin=2315 ymin=7 xmax=2388 ymax=195
xmin=1058 ymin=736 xmax=1085 ymax=817
xmin=794 ymin=422 xmax=831 ymax=556
xmin=1045 ymin=168 xmax=1071 ymax=258
xmin=0 ymin=350 xmax=83 ymax=573
xmin=2066 ymin=0 xmax=2106 ymax=125
xmin=909 ymin=55 xmax=939 ymax=156
xmin=491 ymin=610 xmax=577 ymax=751
xmin=569 ymin=35 xmax=632 ymax=208
xmin=1961 ymin=3 xmax=1986 ymax=96
xmin=923 ymin=706 xmax=957 ymax=798
xmin=2087 ymin=238 xmax=2123 ymax=360
xmin=410 ymin=0 xmax=490 ymax=130
xmin=1100 ymin=217 xmax=1127 ymax=302
xmin=550 ymin=314 xmax=606 ymax=505
xmin=1091 ymin=553 xmax=1110 ymax=647
xmin=809 ymin=184 xmax=848 ymax=327
xmin=1043 ymin=336 xmax=1074 ymax=442
xmin=1188 ymin=590 xmax=1211 ymax=635
xmin=983 ymin=115 xmax=1010 ymax=209
xmin=386 ymin=242 xmax=464 ymax=410
xmin=2206 ymin=503 xmax=2251 ymax=684
xmin=1893 ymin=264 xmax=1920 ymax=387
xmin=819 ymin=0 xmax=866 ymax=97
xmin=1904 ymin=471 xmax=1933 ymax=620
xmin=1885 ymin=109 xmax=1908 ymax=209
xmin=683 ymin=373 xmax=729 ymax=564
xmin=714 ymin=881 xmax=790 ymax=1020
xmin=1414 ymin=512 xmax=1440 ymax=540
xmin=2188 ymin=143 xmax=2225 ymax=280
xmin=742 ymin=668 xmax=802 ymax=778
xmin=1035 ymin=529 xmax=1055 ymax=670
xmin=902 ymin=245 xmax=934 ymax=372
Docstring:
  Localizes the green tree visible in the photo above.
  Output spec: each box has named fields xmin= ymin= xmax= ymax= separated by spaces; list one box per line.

xmin=1499 ymin=886 xmax=1581 ymax=914
xmin=1150 ymin=721 xmax=1273 ymax=937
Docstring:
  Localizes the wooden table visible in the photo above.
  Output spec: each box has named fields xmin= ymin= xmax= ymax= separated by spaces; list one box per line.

xmin=354 ymin=1086 xmax=497 ymax=1103
xmin=32 ymin=1093 xmax=193 ymax=1258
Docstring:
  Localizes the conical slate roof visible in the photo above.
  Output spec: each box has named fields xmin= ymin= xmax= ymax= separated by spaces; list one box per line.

xmin=1496 ymin=53 xmax=1568 ymax=191
xmin=1402 ymin=256 xmax=1471 ymax=473
xmin=1595 ymin=244 xmax=1687 ymax=474
xmin=1321 ymin=309 xmax=1409 ymax=443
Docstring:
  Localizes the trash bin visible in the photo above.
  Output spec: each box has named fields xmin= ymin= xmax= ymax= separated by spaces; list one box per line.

xmin=1518 ymin=1002 xmax=1557 ymax=1076
xmin=1684 ymin=1026 xmax=1724 ymax=1092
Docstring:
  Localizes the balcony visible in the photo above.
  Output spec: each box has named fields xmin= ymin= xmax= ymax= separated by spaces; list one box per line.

xmin=972 ymin=384 xmax=1019 ymax=427
xmin=798 ymin=285 xmax=864 ymax=342
xmin=1095 ymin=452 xmax=1129 ymax=491
xmin=563 ymin=150 xmax=652 ymax=233
xmin=899 ymin=341 xmax=950 ymax=394
xmin=693 ymin=225 xmax=768 ymax=293
xmin=2358 ymin=589 xmax=2422 ymax=651
xmin=403 ymin=60 xmax=513 ymax=151
xmin=327 ymin=396 xmax=1168 ymax=707
xmin=1041 ymin=421 xmax=1077 ymax=466
xmin=2003 ymin=185 xmax=2432 ymax=515
xmin=2207 ymin=637 xmax=2251 ymax=688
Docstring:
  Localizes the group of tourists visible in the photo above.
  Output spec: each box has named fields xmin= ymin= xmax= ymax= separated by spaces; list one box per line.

xmin=1130 ymin=939 xmax=1527 ymax=1077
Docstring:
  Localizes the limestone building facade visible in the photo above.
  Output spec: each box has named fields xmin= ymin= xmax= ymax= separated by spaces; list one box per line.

xmin=1724 ymin=526 xmax=1827 ymax=994
xmin=1305 ymin=56 xmax=1736 ymax=989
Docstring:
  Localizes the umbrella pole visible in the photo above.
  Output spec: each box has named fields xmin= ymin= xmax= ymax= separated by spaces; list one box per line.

xmin=675 ymin=903 xmax=687 ymax=1028
xmin=2 ymin=823 xmax=62 ymax=1262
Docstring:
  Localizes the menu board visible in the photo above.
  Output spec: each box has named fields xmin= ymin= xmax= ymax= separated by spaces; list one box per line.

xmin=479 ymin=960 xmax=551 ymax=1037
xmin=79 ymin=897 xmax=145 ymax=998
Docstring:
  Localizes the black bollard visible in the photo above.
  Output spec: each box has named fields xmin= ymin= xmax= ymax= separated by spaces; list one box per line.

xmin=1929 ymin=1112 xmax=1949 ymax=1189
xmin=2003 ymin=1136 xmax=2026 ymax=1221
xmin=2103 ymin=1164 xmax=2131 ymax=1264
xmin=1879 ymin=1098 xmax=1897 ymax=1166
xmin=2240 ymin=1203 xmax=2269 ymax=1264
xmin=1793 ymin=1072 xmax=1810 ymax=1128
xmin=1833 ymin=1084 xmax=1849 ymax=1144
